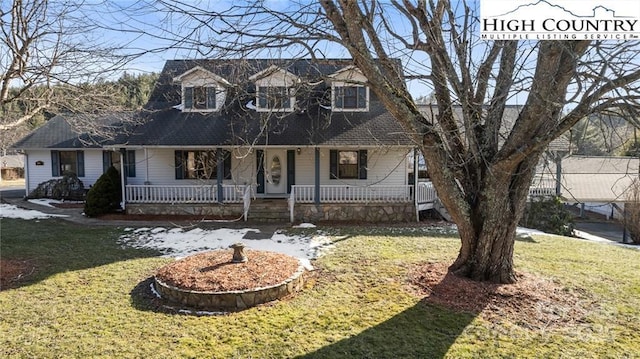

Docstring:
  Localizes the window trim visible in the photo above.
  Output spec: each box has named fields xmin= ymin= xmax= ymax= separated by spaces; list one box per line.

xmin=174 ymin=149 xmax=232 ymax=180
xmin=329 ymin=149 xmax=367 ymax=180
xmin=51 ymin=150 xmax=85 ymax=177
xmin=182 ymin=85 xmax=219 ymax=112
xmin=332 ymin=83 xmax=369 ymax=112
xmin=102 ymin=150 xmax=136 ymax=178
xmin=255 ymin=86 xmax=295 ymax=112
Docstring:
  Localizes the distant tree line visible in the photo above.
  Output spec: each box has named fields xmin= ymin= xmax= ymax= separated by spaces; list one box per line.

xmin=1 ymin=72 xmax=158 ymax=154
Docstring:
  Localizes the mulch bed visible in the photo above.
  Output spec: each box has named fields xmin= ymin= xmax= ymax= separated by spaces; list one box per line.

xmin=155 ymin=249 xmax=301 ymax=292
xmin=408 ymin=262 xmax=595 ymax=329
xmin=0 ymin=259 xmax=36 ymax=290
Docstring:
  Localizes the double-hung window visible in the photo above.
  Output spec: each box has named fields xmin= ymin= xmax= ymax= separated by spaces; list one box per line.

xmin=257 ymin=86 xmax=293 ymax=111
xmin=183 ymin=86 xmax=217 ymax=111
xmin=174 ymin=150 xmax=231 ymax=180
xmin=51 ymin=150 xmax=84 ymax=177
xmin=102 ymin=151 xmax=136 ymax=177
xmin=333 ymin=85 xmax=368 ymax=111
xmin=329 ymin=150 xmax=368 ymax=180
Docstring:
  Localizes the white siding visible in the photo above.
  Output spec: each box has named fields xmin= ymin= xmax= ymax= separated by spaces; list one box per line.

xmin=297 ymin=147 xmax=410 ymax=187
xmin=123 ymin=149 xmax=147 ymax=186
xmin=25 ymin=149 xmax=106 ymax=193
xmin=140 ymin=148 xmax=251 ymax=187
xmin=83 ymin=151 xmax=105 ymax=187
xmin=134 ymin=146 xmax=410 ymax=190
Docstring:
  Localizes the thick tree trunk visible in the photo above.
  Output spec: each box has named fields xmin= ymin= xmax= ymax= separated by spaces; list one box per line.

xmin=448 ymin=159 xmax=538 ymax=284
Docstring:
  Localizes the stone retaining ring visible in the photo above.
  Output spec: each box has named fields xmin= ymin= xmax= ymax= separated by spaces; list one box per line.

xmin=154 ymin=265 xmax=305 ymax=311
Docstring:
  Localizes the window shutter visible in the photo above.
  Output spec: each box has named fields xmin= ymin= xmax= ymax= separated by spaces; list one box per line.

xmin=102 ymin=151 xmax=111 ymax=173
xmin=258 ymin=87 xmax=267 ymax=108
xmin=127 ymin=151 xmax=136 ymax=178
xmin=207 ymin=87 xmax=216 ymax=109
xmin=76 ymin=151 xmax=85 ymax=177
xmin=358 ymin=150 xmax=367 ymax=179
xmin=174 ymin=151 xmax=184 ymax=179
xmin=222 ymin=150 xmax=232 ymax=179
xmin=287 ymin=150 xmax=295 ymax=193
xmin=329 ymin=150 xmax=338 ymax=179
xmin=184 ymin=87 xmax=193 ymax=109
xmin=51 ymin=151 xmax=60 ymax=176
xmin=334 ymin=87 xmax=343 ymax=108
xmin=256 ymin=150 xmax=265 ymax=194
xmin=358 ymin=87 xmax=367 ymax=108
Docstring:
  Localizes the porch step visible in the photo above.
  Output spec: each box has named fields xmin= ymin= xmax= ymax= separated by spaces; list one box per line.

xmin=248 ymin=199 xmax=290 ymax=222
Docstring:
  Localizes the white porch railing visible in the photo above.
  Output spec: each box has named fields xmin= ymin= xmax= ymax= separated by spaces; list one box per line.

xmin=290 ymin=185 xmax=414 ymax=204
xmin=528 ymin=186 xmax=556 ymax=198
xmin=125 ymin=184 xmax=247 ymax=204
xmin=416 ymin=182 xmax=437 ymax=204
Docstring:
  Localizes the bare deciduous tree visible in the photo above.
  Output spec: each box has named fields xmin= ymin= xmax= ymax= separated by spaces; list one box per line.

xmin=1 ymin=0 xmax=131 ymax=140
xmin=122 ymin=0 xmax=640 ymax=283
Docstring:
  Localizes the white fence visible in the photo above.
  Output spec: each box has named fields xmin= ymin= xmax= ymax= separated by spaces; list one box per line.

xmin=125 ymin=184 xmax=247 ymax=204
xmin=290 ymin=185 xmax=414 ymax=204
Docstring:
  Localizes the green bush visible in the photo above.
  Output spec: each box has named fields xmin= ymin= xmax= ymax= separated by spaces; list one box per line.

xmin=84 ymin=166 xmax=122 ymax=217
xmin=520 ymin=196 xmax=574 ymax=236
xmin=624 ymin=179 xmax=640 ymax=244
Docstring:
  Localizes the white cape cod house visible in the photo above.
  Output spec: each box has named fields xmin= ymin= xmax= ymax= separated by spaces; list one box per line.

xmin=13 ymin=59 xmax=438 ymax=222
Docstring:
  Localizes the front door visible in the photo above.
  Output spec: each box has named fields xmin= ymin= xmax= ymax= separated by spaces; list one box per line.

xmin=265 ymin=149 xmax=287 ymax=195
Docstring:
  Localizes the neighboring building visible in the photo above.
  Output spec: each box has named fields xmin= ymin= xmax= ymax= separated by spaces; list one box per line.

xmin=0 ymin=154 xmax=24 ymax=181
xmin=12 ymin=59 xmax=438 ymax=222
xmin=537 ymin=155 xmax=640 ymax=219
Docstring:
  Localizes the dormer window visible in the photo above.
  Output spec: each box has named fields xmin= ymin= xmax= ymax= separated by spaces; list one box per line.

xmin=249 ymin=65 xmax=299 ymax=112
xmin=257 ymin=86 xmax=293 ymax=111
xmin=334 ymin=85 xmax=367 ymax=110
xmin=184 ymin=86 xmax=217 ymax=110
xmin=174 ymin=66 xmax=229 ymax=113
xmin=329 ymin=66 xmax=370 ymax=112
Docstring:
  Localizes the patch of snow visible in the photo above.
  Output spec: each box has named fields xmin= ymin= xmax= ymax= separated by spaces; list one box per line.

xmin=176 ymin=308 xmax=227 ymax=316
xmin=0 ymin=203 xmax=68 ymax=220
xmin=118 ymin=226 xmax=338 ymax=268
xmin=573 ymin=229 xmax=615 ymax=243
xmin=293 ymin=223 xmax=316 ymax=228
xmin=516 ymin=226 xmax=556 ymax=237
xmin=149 ymin=283 xmax=161 ymax=298
xmin=27 ymin=199 xmax=83 ymax=208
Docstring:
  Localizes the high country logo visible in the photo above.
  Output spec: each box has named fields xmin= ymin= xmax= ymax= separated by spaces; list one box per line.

xmin=481 ymin=0 xmax=640 ymax=40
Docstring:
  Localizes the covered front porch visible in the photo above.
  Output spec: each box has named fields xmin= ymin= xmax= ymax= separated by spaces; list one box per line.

xmin=123 ymin=182 xmax=439 ymax=222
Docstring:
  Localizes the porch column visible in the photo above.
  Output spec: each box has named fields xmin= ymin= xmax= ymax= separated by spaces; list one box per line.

xmin=217 ymin=148 xmax=224 ymax=203
xmin=414 ymin=148 xmax=419 ymax=222
xmin=555 ymin=156 xmax=562 ymax=196
xmin=314 ymin=147 xmax=320 ymax=205
xmin=119 ymin=148 xmax=127 ymax=210
xmin=23 ymin=152 xmax=29 ymax=197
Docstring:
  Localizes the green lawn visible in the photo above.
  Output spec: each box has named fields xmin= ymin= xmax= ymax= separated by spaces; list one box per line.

xmin=1 ymin=218 xmax=639 ymax=358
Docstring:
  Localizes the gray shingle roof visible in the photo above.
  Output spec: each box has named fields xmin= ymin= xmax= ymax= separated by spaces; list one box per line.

xmin=123 ymin=58 xmax=412 ymax=147
xmin=12 ymin=113 xmax=136 ymax=149
xmin=12 ymin=58 xmax=414 ymax=150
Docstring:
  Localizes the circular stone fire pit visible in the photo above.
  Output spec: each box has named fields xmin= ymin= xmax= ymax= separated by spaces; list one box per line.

xmin=154 ymin=248 xmax=305 ymax=311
